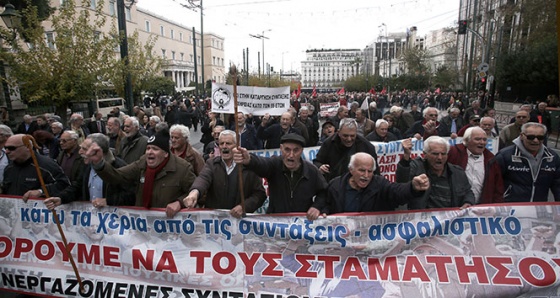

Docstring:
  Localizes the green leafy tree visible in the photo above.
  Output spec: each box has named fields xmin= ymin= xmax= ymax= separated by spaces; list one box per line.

xmin=432 ymin=65 xmax=459 ymax=91
xmin=0 ymin=0 xmax=119 ymax=122
xmin=0 ymin=0 xmax=54 ymax=41
xmin=104 ymin=31 xmax=163 ymax=103
xmin=143 ymin=76 xmax=176 ymax=96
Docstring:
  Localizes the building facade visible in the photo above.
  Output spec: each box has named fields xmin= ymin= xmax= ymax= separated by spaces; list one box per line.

xmin=301 ymin=49 xmax=362 ymax=89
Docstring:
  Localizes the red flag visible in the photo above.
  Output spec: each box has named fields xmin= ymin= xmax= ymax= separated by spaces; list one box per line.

xmin=292 ymin=90 xmax=297 ymax=97
xmin=368 ymin=87 xmax=376 ymax=95
xmin=435 ymin=87 xmax=441 ymax=94
xmin=381 ymin=87 xmax=387 ymax=95
xmin=312 ymin=85 xmax=317 ymax=97
xmin=296 ymin=84 xmax=301 ymax=98
xmin=337 ymin=87 xmax=345 ymax=95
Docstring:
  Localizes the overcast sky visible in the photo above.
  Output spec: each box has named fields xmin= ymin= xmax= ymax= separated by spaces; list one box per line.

xmin=138 ymin=0 xmax=460 ymax=73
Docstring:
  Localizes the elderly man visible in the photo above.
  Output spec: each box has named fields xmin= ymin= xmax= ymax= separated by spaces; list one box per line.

xmin=441 ymin=107 xmax=465 ymax=136
xmin=320 ymin=152 xmax=429 ymax=214
xmin=355 ymin=108 xmax=375 ymax=137
xmin=2 ymin=134 xmax=70 ymax=200
xmin=87 ymin=111 xmax=106 ymax=134
xmin=396 ymin=136 xmax=475 ymax=209
xmin=16 ymin=114 xmax=38 ymax=135
xmin=405 ymin=107 xmax=449 ymax=139
xmin=494 ymin=123 xmax=560 ymax=202
xmin=56 ymin=130 xmax=85 ymax=199
xmin=366 ymin=119 xmax=398 ymax=142
xmin=183 ymin=130 xmax=266 ymax=218
xmin=297 ymin=107 xmax=317 ymax=146
xmin=68 ymin=113 xmax=89 ymax=144
xmin=0 ymin=124 xmax=13 ymax=185
xmin=499 ymin=110 xmax=529 ymax=149
xmin=233 ymin=133 xmax=328 ymax=220
xmin=457 ymin=114 xmax=481 ymax=136
xmin=170 ymin=124 xmax=205 ymax=175
xmin=328 ymin=105 xmax=349 ymax=129
xmin=120 ymin=116 xmax=148 ymax=164
xmin=480 ymin=116 xmax=498 ymax=137
xmin=203 ymin=125 xmax=225 ymax=160
xmin=86 ymin=129 xmax=196 ymax=217
xmin=463 ymin=100 xmax=484 ymax=124
xmin=367 ymin=102 xmax=383 ymax=122
xmin=106 ymin=117 xmax=126 ymax=155
xmin=44 ymin=133 xmax=135 ymax=210
xmin=314 ymin=118 xmax=379 ymax=181
xmin=447 ymin=127 xmax=504 ymax=204
xmin=257 ymin=112 xmax=302 ymax=149
xmin=390 ymin=106 xmax=414 ymax=134
xmin=237 ymin=112 xmax=262 ymax=150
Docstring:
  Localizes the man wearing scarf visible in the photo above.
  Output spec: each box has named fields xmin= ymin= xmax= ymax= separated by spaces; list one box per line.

xmin=86 ymin=129 xmax=196 ymax=217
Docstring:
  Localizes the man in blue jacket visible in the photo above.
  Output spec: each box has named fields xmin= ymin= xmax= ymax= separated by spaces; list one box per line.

xmin=494 ymin=123 xmax=560 ymax=202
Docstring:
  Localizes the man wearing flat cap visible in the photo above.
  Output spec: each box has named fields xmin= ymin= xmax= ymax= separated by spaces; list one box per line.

xmin=85 ymin=129 xmax=196 ymax=217
xmin=233 ymin=133 xmax=328 ymax=220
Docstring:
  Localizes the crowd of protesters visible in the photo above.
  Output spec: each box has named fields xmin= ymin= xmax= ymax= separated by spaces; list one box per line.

xmin=0 ymin=89 xmax=558 ymax=221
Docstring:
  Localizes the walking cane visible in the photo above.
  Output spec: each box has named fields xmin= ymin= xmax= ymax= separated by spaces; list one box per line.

xmin=22 ymin=135 xmax=85 ymax=293
xmin=229 ymin=65 xmax=246 ymax=217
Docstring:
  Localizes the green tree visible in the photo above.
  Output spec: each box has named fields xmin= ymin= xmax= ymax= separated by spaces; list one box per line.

xmin=432 ymin=65 xmax=459 ymax=91
xmin=401 ymin=47 xmax=431 ymax=76
xmin=143 ymin=76 xmax=176 ymax=96
xmin=0 ymin=0 xmax=119 ymax=122
xmin=104 ymin=31 xmax=163 ymax=103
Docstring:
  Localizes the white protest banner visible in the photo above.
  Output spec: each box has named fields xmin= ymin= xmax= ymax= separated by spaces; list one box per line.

xmin=211 ymin=83 xmax=290 ymax=116
xmin=319 ymin=102 xmax=339 ymax=118
xmin=1 ymin=197 xmax=559 ymax=297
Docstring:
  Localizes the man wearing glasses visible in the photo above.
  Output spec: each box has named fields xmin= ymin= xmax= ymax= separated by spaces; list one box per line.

xmin=405 ymin=107 xmax=450 ymax=140
xmin=494 ymin=123 xmax=560 ymax=202
xmin=1 ymin=134 xmax=69 ymax=200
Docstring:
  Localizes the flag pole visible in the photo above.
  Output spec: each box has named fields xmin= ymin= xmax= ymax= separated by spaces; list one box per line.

xmin=229 ymin=65 xmax=246 ymax=216
xmin=22 ymin=135 xmax=85 ymax=294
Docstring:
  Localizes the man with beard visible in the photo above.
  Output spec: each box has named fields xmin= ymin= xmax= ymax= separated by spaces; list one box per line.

xmin=233 ymin=133 xmax=327 ymax=220
xmin=314 ymin=118 xmax=379 ymax=181
xmin=257 ymin=111 xmax=302 ymax=149
xmin=106 ymin=117 xmax=126 ymax=155
xmin=2 ymin=134 xmax=70 ymax=200
xmin=119 ymin=116 xmax=148 ymax=164
xmin=85 ymin=129 xmax=196 ymax=218
xmin=321 ymin=152 xmax=429 ymax=214
xmin=183 ymin=130 xmax=266 ymax=218
xmin=43 ymin=133 xmax=135 ymax=210
xmin=396 ymin=136 xmax=475 ymax=210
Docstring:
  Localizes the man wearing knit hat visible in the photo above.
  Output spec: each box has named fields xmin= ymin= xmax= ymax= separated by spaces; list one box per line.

xmin=85 ymin=129 xmax=196 ymax=217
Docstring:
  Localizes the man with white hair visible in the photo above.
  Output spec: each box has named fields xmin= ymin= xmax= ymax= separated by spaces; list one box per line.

xmin=447 ymin=126 xmax=504 ymax=204
xmin=390 ymin=106 xmax=414 ymax=134
xmin=68 ymin=113 xmax=89 ymax=144
xmin=16 ymin=114 xmax=38 ymax=135
xmin=480 ymin=116 xmax=498 ymax=137
xmin=396 ymin=136 xmax=475 ymax=209
xmin=119 ymin=116 xmax=148 ymax=164
xmin=170 ymin=124 xmax=205 ymax=175
xmin=320 ymin=152 xmax=429 ymax=214
xmin=366 ymin=119 xmax=398 ymax=142
xmin=0 ymin=124 xmax=13 ymax=184
xmin=367 ymin=102 xmax=383 ymax=122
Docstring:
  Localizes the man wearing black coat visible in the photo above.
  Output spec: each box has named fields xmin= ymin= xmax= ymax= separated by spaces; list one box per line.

xmin=320 ymin=153 xmax=429 ymax=214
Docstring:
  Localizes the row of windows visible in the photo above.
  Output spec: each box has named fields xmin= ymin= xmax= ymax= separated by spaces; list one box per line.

xmin=61 ymin=0 xmax=132 ymax=21
xmin=145 ymin=21 xmax=194 ymax=44
xmin=302 ymin=68 xmax=355 ymax=73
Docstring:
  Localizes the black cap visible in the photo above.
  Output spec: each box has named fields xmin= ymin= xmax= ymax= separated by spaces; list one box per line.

xmin=147 ymin=129 xmax=170 ymax=153
xmin=469 ymin=114 xmax=481 ymax=121
xmin=281 ymin=133 xmax=305 ymax=147
xmin=322 ymin=120 xmax=336 ymax=130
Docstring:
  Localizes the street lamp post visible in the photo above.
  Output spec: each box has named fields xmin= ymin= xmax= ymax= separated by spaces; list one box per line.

xmin=0 ymin=3 xmax=22 ymax=125
xmin=117 ymin=0 xmax=134 ymax=114
xmin=250 ymin=29 xmax=271 ymax=78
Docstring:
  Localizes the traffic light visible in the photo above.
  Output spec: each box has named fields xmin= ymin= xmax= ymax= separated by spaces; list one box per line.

xmin=458 ymin=20 xmax=468 ymax=35
xmin=478 ymin=77 xmax=487 ymax=90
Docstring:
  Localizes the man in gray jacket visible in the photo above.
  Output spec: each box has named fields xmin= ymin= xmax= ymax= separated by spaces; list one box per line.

xmin=396 ymin=136 xmax=475 ymax=209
